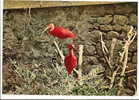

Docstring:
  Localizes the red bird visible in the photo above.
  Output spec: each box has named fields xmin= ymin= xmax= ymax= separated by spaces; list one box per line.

xmin=43 ymin=23 xmax=75 ymax=39
xmin=64 ymin=44 xmax=77 ymax=75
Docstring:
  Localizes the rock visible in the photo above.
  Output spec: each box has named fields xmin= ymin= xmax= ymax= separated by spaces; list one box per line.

xmin=82 ymin=64 xmax=105 ymax=76
xmin=100 ymin=25 xmax=113 ymax=31
xmin=84 ymin=56 xmax=99 ymax=65
xmin=113 ymin=24 xmax=122 ymax=31
xmin=114 ymin=40 xmax=123 ymax=51
xmin=89 ymin=17 xmax=97 ymax=23
xmin=90 ymin=56 xmax=99 ymax=64
xmin=128 ymin=57 xmax=132 ymax=62
xmin=129 ymin=14 xmax=137 ymax=26
xmin=97 ymin=15 xmax=113 ymax=24
xmin=114 ymin=4 xmax=135 ymax=14
xmin=82 ymin=65 xmax=92 ymax=75
xmin=127 ymin=63 xmax=136 ymax=71
xmin=127 ymin=76 xmax=137 ymax=91
xmin=128 ymin=52 xmax=132 ymax=62
xmin=122 ymin=25 xmax=131 ymax=33
xmin=128 ymin=52 xmax=132 ymax=57
xmin=129 ymin=42 xmax=137 ymax=52
xmin=113 ymin=15 xmax=128 ymax=25
xmin=119 ymin=31 xmax=127 ymax=40
xmin=84 ymin=45 xmax=96 ymax=56
xmin=88 ymin=64 xmax=105 ymax=76
xmin=132 ymin=53 xmax=137 ymax=64
xmin=85 ymin=40 xmax=96 ymax=46
xmin=107 ymin=31 xmax=119 ymax=40
xmin=90 ymin=30 xmax=101 ymax=40
xmin=91 ymin=23 xmax=100 ymax=30
xmin=99 ymin=57 xmax=105 ymax=63
xmin=105 ymin=40 xmax=111 ymax=49
xmin=82 ymin=30 xmax=101 ymax=43
xmin=96 ymin=42 xmax=103 ymax=57
xmin=78 ymin=34 xmax=86 ymax=41
xmin=4 ymin=27 xmax=17 ymax=42
xmin=31 ymin=48 xmax=41 ymax=58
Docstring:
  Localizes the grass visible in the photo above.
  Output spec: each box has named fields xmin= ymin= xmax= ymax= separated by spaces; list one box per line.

xmin=2 ymin=58 xmax=117 ymax=95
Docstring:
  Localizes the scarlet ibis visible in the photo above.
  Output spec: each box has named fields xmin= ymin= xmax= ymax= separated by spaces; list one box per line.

xmin=64 ymin=44 xmax=77 ymax=75
xmin=42 ymin=23 xmax=76 ymax=39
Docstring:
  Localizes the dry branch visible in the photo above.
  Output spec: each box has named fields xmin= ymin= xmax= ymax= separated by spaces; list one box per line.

xmin=109 ymin=65 xmax=120 ymax=89
xmin=118 ymin=26 xmax=137 ymax=89
xmin=116 ymin=69 xmax=136 ymax=76
xmin=99 ymin=32 xmax=119 ymax=89
xmin=117 ymin=26 xmax=136 ymax=95
xmin=108 ymin=38 xmax=119 ymax=89
xmin=109 ymin=38 xmax=117 ymax=63
xmin=28 ymin=7 xmax=32 ymax=20
xmin=99 ymin=26 xmax=137 ymax=91
xmin=99 ymin=32 xmax=112 ymax=70
xmin=53 ymin=40 xmax=65 ymax=64
xmin=77 ymin=45 xmax=84 ymax=80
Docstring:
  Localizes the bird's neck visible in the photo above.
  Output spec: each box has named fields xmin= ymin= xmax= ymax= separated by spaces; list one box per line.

xmin=49 ymin=24 xmax=55 ymax=31
xmin=69 ymin=49 xmax=74 ymax=55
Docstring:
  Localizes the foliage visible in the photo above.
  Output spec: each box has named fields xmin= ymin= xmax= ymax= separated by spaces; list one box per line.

xmin=3 ymin=59 xmax=117 ymax=95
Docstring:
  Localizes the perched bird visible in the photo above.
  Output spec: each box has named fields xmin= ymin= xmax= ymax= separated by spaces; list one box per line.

xmin=64 ymin=44 xmax=77 ymax=75
xmin=42 ymin=23 xmax=75 ymax=39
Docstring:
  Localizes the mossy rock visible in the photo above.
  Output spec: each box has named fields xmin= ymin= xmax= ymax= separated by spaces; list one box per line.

xmin=129 ymin=14 xmax=137 ymax=26
xmin=113 ymin=15 xmax=128 ymax=25
xmin=106 ymin=31 xmax=119 ymax=40
xmin=100 ymin=25 xmax=113 ymax=31
xmin=97 ymin=15 xmax=113 ymax=24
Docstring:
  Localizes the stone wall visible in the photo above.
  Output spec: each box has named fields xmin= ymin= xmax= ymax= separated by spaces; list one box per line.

xmin=81 ymin=4 xmax=137 ymax=75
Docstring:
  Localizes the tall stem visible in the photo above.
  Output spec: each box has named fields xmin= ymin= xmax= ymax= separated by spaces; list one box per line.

xmin=78 ymin=45 xmax=83 ymax=80
xmin=53 ymin=40 xmax=65 ymax=64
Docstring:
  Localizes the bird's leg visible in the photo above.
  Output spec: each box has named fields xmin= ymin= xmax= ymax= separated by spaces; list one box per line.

xmin=73 ymin=69 xmax=79 ymax=75
xmin=58 ymin=39 xmax=65 ymax=51
xmin=64 ymin=73 xmax=70 ymax=92
xmin=53 ymin=39 xmax=65 ymax=64
xmin=67 ymin=74 xmax=73 ymax=91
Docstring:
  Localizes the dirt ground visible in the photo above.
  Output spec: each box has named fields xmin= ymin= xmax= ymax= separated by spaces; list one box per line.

xmin=3 ymin=2 xmax=137 ymax=95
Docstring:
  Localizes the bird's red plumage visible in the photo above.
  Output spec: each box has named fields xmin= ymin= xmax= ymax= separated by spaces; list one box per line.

xmin=49 ymin=27 xmax=75 ymax=39
xmin=64 ymin=53 xmax=77 ymax=75
xmin=64 ymin=44 xmax=77 ymax=75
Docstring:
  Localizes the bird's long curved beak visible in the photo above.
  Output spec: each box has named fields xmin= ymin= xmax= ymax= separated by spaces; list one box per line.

xmin=42 ymin=26 xmax=49 ymax=34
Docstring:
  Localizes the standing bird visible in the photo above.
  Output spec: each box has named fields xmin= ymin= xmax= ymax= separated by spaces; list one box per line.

xmin=42 ymin=23 xmax=76 ymax=63
xmin=64 ymin=44 xmax=77 ymax=75
xmin=42 ymin=23 xmax=75 ymax=39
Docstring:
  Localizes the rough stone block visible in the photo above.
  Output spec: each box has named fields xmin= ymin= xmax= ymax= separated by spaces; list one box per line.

xmin=132 ymin=53 xmax=137 ymax=64
xmin=129 ymin=42 xmax=137 ymax=52
xmin=97 ymin=15 xmax=113 ymax=24
xmin=96 ymin=42 xmax=103 ymax=57
xmin=122 ymin=25 xmax=131 ymax=33
xmin=107 ymin=31 xmax=119 ymax=40
xmin=113 ymin=15 xmax=128 ymax=25
xmin=112 ymin=24 xmax=122 ymax=31
xmin=100 ymin=25 xmax=113 ymax=31
xmin=129 ymin=14 xmax=137 ymax=26
xmin=91 ymin=23 xmax=100 ymax=30
xmin=84 ymin=45 xmax=96 ymax=56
